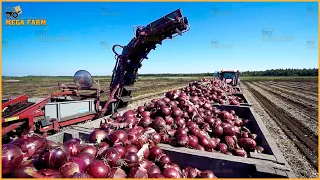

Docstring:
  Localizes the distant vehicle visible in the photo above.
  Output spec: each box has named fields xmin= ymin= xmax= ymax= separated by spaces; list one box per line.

xmin=212 ymin=71 xmax=220 ymax=77
xmin=218 ymin=70 xmax=241 ymax=86
xmin=5 ymin=6 xmax=22 ymax=19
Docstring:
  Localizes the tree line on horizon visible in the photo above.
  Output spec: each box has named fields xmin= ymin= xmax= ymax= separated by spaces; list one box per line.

xmin=2 ymin=68 xmax=318 ymax=78
xmin=240 ymin=68 xmax=318 ymax=76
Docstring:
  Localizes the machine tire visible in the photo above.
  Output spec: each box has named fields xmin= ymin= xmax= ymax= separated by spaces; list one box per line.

xmin=12 ymin=12 xmax=18 ymax=18
xmin=6 ymin=13 xmax=11 ymax=18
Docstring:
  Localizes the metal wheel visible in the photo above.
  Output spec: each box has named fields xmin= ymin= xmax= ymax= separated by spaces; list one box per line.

xmin=12 ymin=12 xmax=18 ymax=18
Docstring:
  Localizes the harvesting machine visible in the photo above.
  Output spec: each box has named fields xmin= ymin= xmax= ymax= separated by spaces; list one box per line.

xmin=2 ymin=9 xmax=190 ymax=140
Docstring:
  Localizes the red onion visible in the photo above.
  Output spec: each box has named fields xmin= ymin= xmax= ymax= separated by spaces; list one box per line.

xmin=175 ymin=117 xmax=186 ymax=128
xmin=13 ymin=165 xmax=42 ymax=178
xmin=159 ymin=132 xmax=170 ymax=143
xmin=238 ymin=138 xmax=256 ymax=149
xmin=97 ymin=142 xmax=110 ymax=158
xmin=89 ymin=129 xmax=108 ymax=143
xmin=101 ymin=147 xmax=121 ymax=167
xmin=163 ymin=167 xmax=182 ymax=178
xmin=59 ymin=162 xmax=81 ymax=177
xmin=182 ymin=166 xmax=199 ymax=178
xmin=85 ymin=160 xmax=110 ymax=178
xmin=223 ymin=124 xmax=237 ymax=136
xmin=141 ymin=111 xmax=151 ymax=118
xmin=212 ymin=124 xmax=223 ymax=137
xmin=71 ymin=172 xmax=92 ymax=178
xmin=198 ymin=135 xmax=214 ymax=149
xmin=125 ymin=144 xmax=139 ymax=154
xmin=135 ymin=126 xmax=145 ymax=134
xmin=165 ymin=116 xmax=174 ymax=125
xmin=147 ymin=163 xmax=162 ymax=176
xmin=2 ymin=144 xmax=24 ymax=175
xmin=108 ymin=130 xmax=128 ymax=146
xmin=74 ymin=152 xmax=95 ymax=167
xmin=189 ymin=127 xmax=201 ymax=136
xmin=38 ymin=169 xmax=62 ymax=178
xmin=233 ymin=148 xmax=247 ymax=157
xmin=139 ymin=117 xmax=153 ymax=127
xmin=129 ymin=167 xmax=148 ymax=178
xmin=137 ymin=159 xmax=152 ymax=169
xmin=158 ymin=154 xmax=172 ymax=167
xmin=37 ymin=145 xmax=69 ymax=169
xmin=64 ymin=140 xmax=80 ymax=157
xmin=161 ymin=106 xmax=171 ymax=116
xmin=123 ymin=110 xmax=136 ymax=119
xmin=216 ymin=143 xmax=228 ymax=153
xmin=9 ymin=134 xmax=46 ymax=161
xmin=175 ymin=128 xmax=188 ymax=136
xmin=204 ymin=116 xmax=215 ymax=126
xmin=149 ymin=146 xmax=163 ymax=160
xmin=188 ymin=135 xmax=199 ymax=148
xmin=137 ymin=106 xmax=145 ymax=114
xmin=171 ymin=108 xmax=182 ymax=117
xmin=153 ymin=116 xmax=166 ymax=130
xmin=241 ymin=132 xmax=249 ymax=138
xmin=196 ymin=144 xmax=205 ymax=151
xmin=151 ymin=133 xmax=162 ymax=144
xmin=68 ymin=157 xmax=87 ymax=172
xmin=124 ymin=152 xmax=139 ymax=168
xmin=109 ymin=167 xmax=127 ymax=178
xmin=199 ymin=170 xmax=216 ymax=178
xmin=225 ymin=136 xmax=236 ymax=150
xmin=176 ymin=134 xmax=189 ymax=147
xmin=113 ymin=144 xmax=126 ymax=157
xmin=80 ymin=145 xmax=97 ymax=157
xmin=149 ymin=173 xmax=165 ymax=178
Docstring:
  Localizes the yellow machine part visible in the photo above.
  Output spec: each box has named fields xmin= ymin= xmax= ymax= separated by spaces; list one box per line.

xmin=14 ymin=6 xmax=22 ymax=13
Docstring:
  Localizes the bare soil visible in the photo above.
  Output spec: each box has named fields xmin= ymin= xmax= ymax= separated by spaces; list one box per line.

xmin=242 ymin=82 xmax=318 ymax=178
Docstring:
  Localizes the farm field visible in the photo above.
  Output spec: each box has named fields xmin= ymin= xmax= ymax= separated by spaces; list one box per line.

xmin=1 ymin=76 xmax=318 ymax=178
xmin=240 ymin=78 xmax=318 ymax=178
xmin=2 ymin=76 xmax=211 ymax=100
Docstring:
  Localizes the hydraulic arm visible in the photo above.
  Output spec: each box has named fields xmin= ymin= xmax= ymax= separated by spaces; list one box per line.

xmin=95 ymin=9 xmax=190 ymax=118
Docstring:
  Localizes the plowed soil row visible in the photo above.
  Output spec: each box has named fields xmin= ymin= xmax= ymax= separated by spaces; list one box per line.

xmin=258 ymin=82 xmax=318 ymax=109
xmin=243 ymin=82 xmax=318 ymax=170
xmin=251 ymin=82 xmax=318 ymax=135
xmin=275 ymin=81 xmax=318 ymax=91
xmin=263 ymin=81 xmax=318 ymax=97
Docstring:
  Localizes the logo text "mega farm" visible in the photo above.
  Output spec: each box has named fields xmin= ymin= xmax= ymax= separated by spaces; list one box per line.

xmin=5 ymin=5 xmax=47 ymax=26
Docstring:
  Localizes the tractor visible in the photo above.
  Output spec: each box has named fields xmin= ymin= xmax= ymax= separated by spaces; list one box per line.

xmin=5 ymin=6 xmax=22 ymax=19
xmin=218 ymin=70 xmax=241 ymax=86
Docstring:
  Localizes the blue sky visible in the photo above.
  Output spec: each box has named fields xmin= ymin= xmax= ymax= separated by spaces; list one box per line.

xmin=2 ymin=2 xmax=318 ymax=76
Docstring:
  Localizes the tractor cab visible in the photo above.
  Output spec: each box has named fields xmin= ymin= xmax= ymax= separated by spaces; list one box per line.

xmin=219 ymin=70 xmax=240 ymax=86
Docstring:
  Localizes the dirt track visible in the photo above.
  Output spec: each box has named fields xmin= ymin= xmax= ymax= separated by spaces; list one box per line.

xmin=241 ymin=82 xmax=318 ymax=178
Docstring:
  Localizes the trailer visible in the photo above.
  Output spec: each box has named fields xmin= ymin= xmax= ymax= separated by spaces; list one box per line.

xmin=46 ymin=103 xmax=295 ymax=178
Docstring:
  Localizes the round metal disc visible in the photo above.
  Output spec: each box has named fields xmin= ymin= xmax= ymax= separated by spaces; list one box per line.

xmin=74 ymin=70 xmax=93 ymax=89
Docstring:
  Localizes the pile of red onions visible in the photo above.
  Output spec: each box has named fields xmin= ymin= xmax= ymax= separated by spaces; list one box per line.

xmin=2 ymin=78 xmax=260 ymax=178
xmin=100 ymin=78 xmax=263 ymax=158
xmin=2 ymin=130 xmax=217 ymax=178
xmin=182 ymin=78 xmax=245 ymax=105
